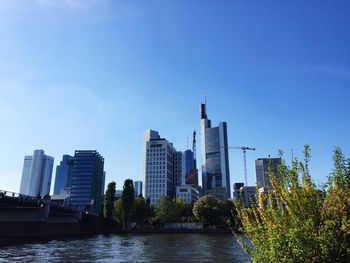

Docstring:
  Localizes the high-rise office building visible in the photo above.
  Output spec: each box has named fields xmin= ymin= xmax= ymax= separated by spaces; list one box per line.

xmin=134 ymin=181 xmax=143 ymax=197
xmin=184 ymin=131 xmax=199 ymax=187
xmin=19 ymin=149 xmax=54 ymax=197
xmin=70 ymin=150 xmax=105 ymax=214
xmin=53 ymin=155 xmax=74 ymax=195
xmin=232 ymin=182 xmax=256 ymax=208
xmin=143 ymin=129 xmax=182 ymax=205
xmin=174 ymin=151 xmax=185 ymax=187
xmin=200 ymin=103 xmax=231 ymax=199
xmin=254 ymin=158 xmax=281 ymax=189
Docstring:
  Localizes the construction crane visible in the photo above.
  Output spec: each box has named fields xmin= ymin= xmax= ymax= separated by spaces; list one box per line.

xmin=225 ymin=146 xmax=256 ymax=186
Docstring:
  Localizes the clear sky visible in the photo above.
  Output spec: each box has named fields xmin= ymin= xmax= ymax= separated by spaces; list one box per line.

xmin=1 ymin=0 xmax=349 ymax=193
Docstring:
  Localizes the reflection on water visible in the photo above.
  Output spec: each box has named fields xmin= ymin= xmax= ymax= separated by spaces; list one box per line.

xmin=0 ymin=233 xmax=250 ymax=262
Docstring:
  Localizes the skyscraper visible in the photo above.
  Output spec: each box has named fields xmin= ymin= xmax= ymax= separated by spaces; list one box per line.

xmin=254 ymin=158 xmax=281 ymax=189
xmin=174 ymin=151 xmax=185 ymax=187
xmin=134 ymin=181 xmax=143 ymax=197
xmin=19 ymin=149 xmax=54 ymax=197
xmin=184 ymin=131 xmax=199 ymax=187
xmin=200 ymin=103 xmax=231 ymax=199
xmin=143 ymin=129 xmax=182 ymax=205
xmin=53 ymin=155 xmax=74 ymax=195
xmin=70 ymin=150 xmax=105 ymax=214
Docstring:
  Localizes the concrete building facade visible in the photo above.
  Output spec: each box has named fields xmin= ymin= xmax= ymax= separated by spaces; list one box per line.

xmin=176 ymin=185 xmax=199 ymax=204
xmin=143 ymin=130 xmax=184 ymax=205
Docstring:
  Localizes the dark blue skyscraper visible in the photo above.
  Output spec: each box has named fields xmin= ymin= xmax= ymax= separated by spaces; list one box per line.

xmin=184 ymin=150 xmax=194 ymax=176
xmin=70 ymin=150 xmax=105 ymax=214
xmin=53 ymin=155 xmax=74 ymax=195
xmin=185 ymin=131 xmax=199 ymax=187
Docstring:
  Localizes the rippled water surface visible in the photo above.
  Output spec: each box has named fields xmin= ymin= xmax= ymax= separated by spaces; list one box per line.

xmin=0 ymin=233 xmax=250 ymax=262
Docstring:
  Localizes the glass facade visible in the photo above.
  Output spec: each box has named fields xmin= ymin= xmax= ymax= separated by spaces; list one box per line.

xmin=200 ymin=104 xmax=231 ymax=199
xmin=54 ymin=155 xmax=74 ymax=195
xmin=254 ymin=158 xmax=281 ymax=189
xmin=70 ymin=150 xmax=105 ymax=214
xmin=134 ymin=181 xmax=142 ymax=197
xmin=19 ymin=150 xmax=54 ymax=197
xmin=19 ymin=156 xmax=32 ymax=195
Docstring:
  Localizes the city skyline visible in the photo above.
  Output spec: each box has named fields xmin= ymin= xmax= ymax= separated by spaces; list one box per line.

xmin=1 ymin=1 xmax=350 ymax=193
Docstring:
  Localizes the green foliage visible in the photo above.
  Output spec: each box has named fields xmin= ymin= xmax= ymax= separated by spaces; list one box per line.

xmin=113 ymin=199 xmax=123 ymax=225
xmin=237 ymin=145 xmax=350 ymax=262
xmin=155 ymin=196 xmax=176 ymax=223
xmin=132 ymin=197 xmax=154 ymax=226
xmin=121 ymin=179 xmax=134 ymax=229
xmin=103 ymin=181 xmax=116 ymax=224
xmin=155 ymin=196 xmax=193 ymax=223
xmin=192 ymin=195 xmax=227 ymax=226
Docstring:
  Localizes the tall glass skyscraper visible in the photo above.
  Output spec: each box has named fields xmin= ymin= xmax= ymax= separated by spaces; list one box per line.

xmin=70 ymin=150 xmax=105 ymax=214
xmin=254 ymin=158 xmax=281 ymax=189
xmin=19 ymin=149 xmax=54 ymax=197
xmin=134 ymin=181 xmax=143 ymax=197
xmin=53 ymin=155 xmax=74 ymax=195
xmin=200 ymin=103 xmax=231 ymax=199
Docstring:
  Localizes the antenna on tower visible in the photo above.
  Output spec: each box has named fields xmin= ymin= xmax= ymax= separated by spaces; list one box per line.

xmin=204 ymin=88 xmax=207 ymax=105
xmin=186 ymin=136 xmax=189 ymax=149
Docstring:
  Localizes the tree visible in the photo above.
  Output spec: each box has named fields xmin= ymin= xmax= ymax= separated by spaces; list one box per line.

xmin=113 ymin=199 xmax=123 ymax=225
xmin=132 ymin=197 xmax=148 ymax=226
xmin=121 ymin=179 xmax=134 ymax=229
xmin=193 ymin=195 xmax=227 ymax=226
xmin=155 ymin=196 xmax=176 ymax=223
xmin=103 ymin=181 xmax=116 ymax=224
xmin=236 ymin=145 xmax=350 ymax=262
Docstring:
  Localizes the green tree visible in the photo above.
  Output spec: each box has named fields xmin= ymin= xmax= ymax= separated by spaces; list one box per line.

xmin=155 ymin=196 xmax=176 ymax=223
xmin=113 ymin=199 xmax=123 ymax=225
xmin=132 ymin=197 xmax=148 ymax=226
xmin=103 ymin=181 xmax=116 ymax=224
xmin=121 ymin=179 xmax=134 ymax=229
xmin=193 ymin=195 xmax=227 ymax=226
xmin=237 ymin=145 xmax=350 ymax=262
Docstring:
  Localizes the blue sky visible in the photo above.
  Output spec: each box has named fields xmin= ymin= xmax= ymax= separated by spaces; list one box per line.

xmin=0 ymin=0 xmax=349 ymax=193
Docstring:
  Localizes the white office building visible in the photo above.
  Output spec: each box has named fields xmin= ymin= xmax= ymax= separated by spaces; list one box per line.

xmin=19 ymin=149 xmax=54 ymax=197
xmin=143 ymin=130 xmax=184 ymax=205
xmin=176 ymin=185 xmax=199 ymax=204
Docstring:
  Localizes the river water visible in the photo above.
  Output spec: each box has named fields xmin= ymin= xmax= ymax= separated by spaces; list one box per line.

xmin=0 ymin=233 xmax=250 ymax=262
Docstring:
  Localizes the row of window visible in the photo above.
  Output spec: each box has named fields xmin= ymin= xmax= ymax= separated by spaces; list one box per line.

xmin=147 ymin=166 xmax=166 ymax=171
xmin=147 ymin=148 xmax=166 ymax=152
xmin=146 ymin=161 xmax=166 ymax=166
xmin=146 ymin=188 xmax=166 ymax=194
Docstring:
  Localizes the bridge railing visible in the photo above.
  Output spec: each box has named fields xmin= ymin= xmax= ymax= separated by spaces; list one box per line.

xmin=0 ymin=190 xmax=42 ymax=204
xmin=0 ymin=189 xmax=21 ymax=198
